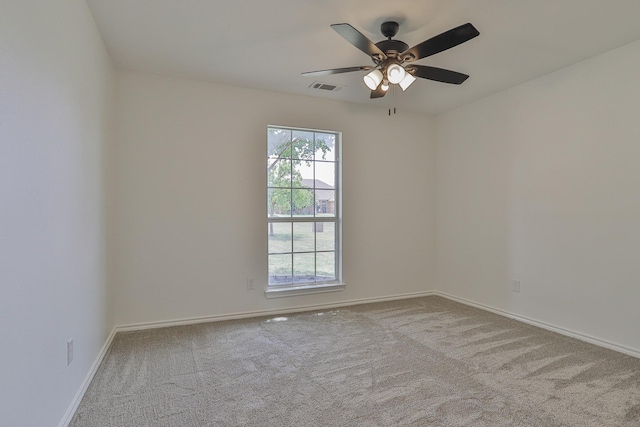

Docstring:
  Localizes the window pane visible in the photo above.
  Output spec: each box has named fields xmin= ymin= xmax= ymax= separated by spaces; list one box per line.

xmin=292 ymin=159 xmax=313 ymax=188
xmin=315 ymin=222 xmax=335 ymax=251
xmin=292 ymin=188 xmax=314 ymax=217
xmin=268 ymin=158 xmax=291 ymax=188
xmin=294 ymin=160 xmax=315 ymax=187
xmin=316 ymin=252 xmax=336 ymax=281
xmin=291 ymin=130 xmax=315 ymax=161
xmin=315 ymin=161 xmax=335 ymax=187
xmin=268 ymin=222 xmax=292 ymax=254
xmin=268 ymin=128 xmax=292 ymax=159
xmin=315 ymin=189 xmax=335 ymax=217
xmin=268 ymin=188 xmax=291 ymax=217
xmin=315 ymin=133 xmax=335 ymax=161
xmin=293 ymin=253 xmax=315 ymax=283
xmin=293 ymin=222 xmax=314 ymax=253
xmin=269 ymin=254 xmax=292 ymax=285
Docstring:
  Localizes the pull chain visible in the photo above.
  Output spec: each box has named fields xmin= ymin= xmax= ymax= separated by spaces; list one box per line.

xmin=388 ymin=85 xmax=397 ymax=116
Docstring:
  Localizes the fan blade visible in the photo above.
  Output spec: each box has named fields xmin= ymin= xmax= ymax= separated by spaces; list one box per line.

xmin=410 ymin=65 xmax=469 ymax=84
xmin=370 ymin=86 xmax=387 ymax=99
xmin=401 ymin=23 xmax=479 ymax=62
xmin=331 ymin=23 xmax=387 ymax=60
xmin=302 ymin=66 xmax=372 ymax=77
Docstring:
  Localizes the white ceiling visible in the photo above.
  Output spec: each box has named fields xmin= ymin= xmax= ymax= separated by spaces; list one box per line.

xmin=86 ymin=0 xmax=640 ymax=115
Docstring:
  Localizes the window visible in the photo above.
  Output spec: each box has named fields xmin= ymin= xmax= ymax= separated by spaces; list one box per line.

xmin=266 ymin=126 xmax=342 ymax=296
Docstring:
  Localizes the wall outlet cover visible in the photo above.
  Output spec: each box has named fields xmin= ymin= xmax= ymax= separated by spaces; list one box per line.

xmin=67 ymin=338 xmax=74 ymax=365
xmin=512 ymin=280 xmax=521 ymax=293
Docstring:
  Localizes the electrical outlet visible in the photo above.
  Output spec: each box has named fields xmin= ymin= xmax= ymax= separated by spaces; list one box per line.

xmin=247 ymin=277 xmax=255 ymax=290
xmin=512 ymin=280 xmax=521 ymax=293
xmin=67 ymin=338 xmax=74 ymax=365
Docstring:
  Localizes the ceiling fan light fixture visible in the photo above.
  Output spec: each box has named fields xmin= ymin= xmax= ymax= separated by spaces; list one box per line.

xmin=303 ymin=22 xmax=479 ymax=100
xmin=363 ymin=69 xmax=383 ymax=90
xmin=386 ymin=63 xmax=406 ymax=84
xmin=399 ymin=73 xmax=417 ymax=91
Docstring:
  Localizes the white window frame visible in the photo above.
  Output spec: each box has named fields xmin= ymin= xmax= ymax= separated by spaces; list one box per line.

xmin=265 ymin=125 xmax=344 ymax=298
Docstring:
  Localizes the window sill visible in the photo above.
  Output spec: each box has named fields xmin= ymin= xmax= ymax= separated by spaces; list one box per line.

xmin=264 ymin=282 xmax=345 ymax=299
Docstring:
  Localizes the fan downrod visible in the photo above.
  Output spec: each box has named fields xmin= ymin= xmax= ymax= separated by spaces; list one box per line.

xmin=380 ymin=21 xmax=399 ymax=39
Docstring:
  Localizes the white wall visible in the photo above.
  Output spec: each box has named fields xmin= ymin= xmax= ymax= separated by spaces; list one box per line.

xmin=0 ymin=1 xmax=114 ymax=426
xmin=436 ymin=39 xmax=640 ymax=352
xmin=3 ymin=1 xmax=638 ymax=424
xmin=112 ymin=71 xmax=436 ymax=326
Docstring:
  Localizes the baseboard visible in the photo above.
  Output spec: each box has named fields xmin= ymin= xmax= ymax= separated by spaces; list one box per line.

xmin=58 ymin=288 xmax=639 ymax=426
xmin=58 ymin=326 xmax=117 ymax=427
xmin=434 ymin=291 xmax=640 ymax=359
xmin=116 ymin=290 xmax=436 ymax=332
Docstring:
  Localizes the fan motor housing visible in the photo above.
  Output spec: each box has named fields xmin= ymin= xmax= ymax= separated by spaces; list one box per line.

xmin=375 ymin=39 xmax=409 ymax=59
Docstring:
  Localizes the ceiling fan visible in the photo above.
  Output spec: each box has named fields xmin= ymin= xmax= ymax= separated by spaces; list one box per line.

xmin=303 ymin=21 xmax=479 ymax=98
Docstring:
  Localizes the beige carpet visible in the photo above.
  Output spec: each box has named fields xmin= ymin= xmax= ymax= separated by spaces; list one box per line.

xmin=70 ymin=296 xmax=640 ymax=426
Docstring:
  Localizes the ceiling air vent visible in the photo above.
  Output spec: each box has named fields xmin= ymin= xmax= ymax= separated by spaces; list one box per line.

xmin=309 ymin=82 xmax=343 ymax=92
